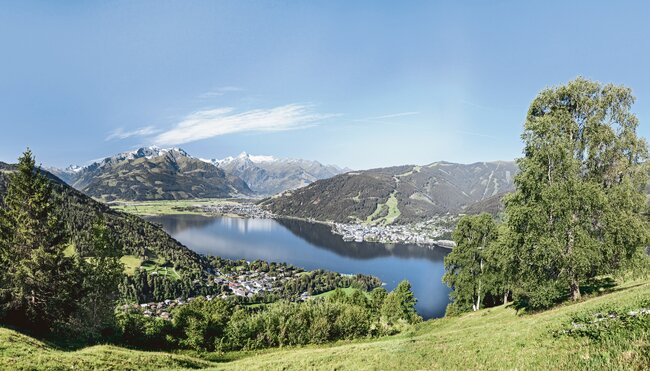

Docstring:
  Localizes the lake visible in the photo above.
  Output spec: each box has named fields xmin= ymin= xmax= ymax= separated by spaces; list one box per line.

xmin=147 ymin=214 xmax=451 ymax=319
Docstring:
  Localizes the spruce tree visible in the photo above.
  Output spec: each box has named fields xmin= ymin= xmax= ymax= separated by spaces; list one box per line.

xmin=0 ymin=149 xmax=81 ymax=333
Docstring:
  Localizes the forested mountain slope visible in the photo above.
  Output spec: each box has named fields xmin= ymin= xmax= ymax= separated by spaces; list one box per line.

xmin=0 ymin=161 xmax=207 ymax=274
xmin=261 ymin=161 xmax=518 ymax=224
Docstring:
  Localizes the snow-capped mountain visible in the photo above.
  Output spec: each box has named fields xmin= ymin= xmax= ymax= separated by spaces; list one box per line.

xmin=50 ymin=147 xmax=348 ymax=200
xmin=50 ymin=146 xmax=252 ymax=201
xmin=203 ymin=152 xmax=350 ymax=196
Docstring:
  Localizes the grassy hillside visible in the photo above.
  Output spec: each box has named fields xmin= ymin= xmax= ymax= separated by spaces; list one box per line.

xmin=0 ymin=329 xmax=213 ymax=370
xmin=1 ymin=278 xmax=647 ymax=370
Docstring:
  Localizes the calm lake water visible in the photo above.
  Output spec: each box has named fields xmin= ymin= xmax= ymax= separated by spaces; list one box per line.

xmin=147 ymin=214 xmax=451 ymax=319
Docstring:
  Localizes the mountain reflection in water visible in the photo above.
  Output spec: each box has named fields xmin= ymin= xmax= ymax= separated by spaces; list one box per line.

xmin=146 ymin=214 xmax=451 ymax=319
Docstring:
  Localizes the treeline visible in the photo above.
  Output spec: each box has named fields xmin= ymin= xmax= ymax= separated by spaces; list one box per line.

xmin=117 ymin=282 xmax=420 ymax=352
xmin=444 ymin=78 xmax=650 ymax=315
xmin=278 ymin=270 xmax=382 ymax=297
xmin=119 ymin=271 xmax=226 ymax=304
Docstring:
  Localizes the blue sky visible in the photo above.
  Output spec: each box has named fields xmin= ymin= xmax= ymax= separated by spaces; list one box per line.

xmin=1 ymin=1 xmax=650 ymax=170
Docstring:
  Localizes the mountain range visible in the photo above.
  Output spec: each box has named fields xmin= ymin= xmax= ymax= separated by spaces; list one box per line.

xmin=204 ymin=152 xmax=349 ymax=196
xmin=51 ymin=147 xmax=252 ymax=202
xmin=260 ymin=161 xmax=518 ymax=224
xmin=50 ymin=147 xmax=348 ymax=201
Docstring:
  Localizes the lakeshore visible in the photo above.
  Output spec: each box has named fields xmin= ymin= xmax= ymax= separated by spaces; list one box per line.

xmin=111 ymin=198 xmax=458 ymax=247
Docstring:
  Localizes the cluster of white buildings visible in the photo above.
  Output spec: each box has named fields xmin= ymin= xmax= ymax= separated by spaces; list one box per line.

xmin=331 ymin=215 xmax=457 ymax=246
xmin=225 ymin=271 xmax=279 ymax=297
xmin=203 ymin=202 xmax=273 ymax=219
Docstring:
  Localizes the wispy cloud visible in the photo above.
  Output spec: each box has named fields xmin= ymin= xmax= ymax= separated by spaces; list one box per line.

xmin=198 ymin=86 xmax=244 ymax=99
xmin=106 ymin=126 xmax=160 ymax=141
xmin=153 ymin=104 xmax=328 ymax=146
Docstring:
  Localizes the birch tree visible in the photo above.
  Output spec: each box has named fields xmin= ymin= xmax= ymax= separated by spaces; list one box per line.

xmin=503 ymin=77 xmax=649 ymax=308
xmin=443 ymin=213 xmax=498 ymax=314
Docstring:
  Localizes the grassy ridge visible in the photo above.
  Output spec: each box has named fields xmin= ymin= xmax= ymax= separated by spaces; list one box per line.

xmin=0 ymin=330 xmax=213 ymax=370
xmin=1 ymin=278 xmax=648 ymax=370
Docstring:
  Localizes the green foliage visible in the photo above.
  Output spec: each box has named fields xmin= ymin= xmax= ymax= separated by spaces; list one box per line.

xmin=0 ymin=149 xmax=82 ymax=334
xmin=171 ymin=297 xmax=232 ymax=351
xmin=0 ymin=151 xmax=124 ymax=340
xmin=115 ymin=283 xmax=418 ymax=352
xmin=72 ymin=220 xmax=125 ymax=342
xmin=501 ymin=77 xmax=650 ymax=309
xmin=115 ymin=309 xmax=173 ymax=349
xmin=369 ymin=287 xmax=388 ymax=313
xmin=380 ymin=281 xmax=420 ymax=325
xmin=557 ymin=297 xmax=650 ymax=368
xmin=443 ymin=213 xmax=499 ymax=313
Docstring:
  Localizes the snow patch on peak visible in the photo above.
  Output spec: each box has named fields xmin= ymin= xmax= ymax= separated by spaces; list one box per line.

xmin=65 ymin=165 xmax=84 ymax=173
xmin=249 ymin=155 xmax=277 ymax=163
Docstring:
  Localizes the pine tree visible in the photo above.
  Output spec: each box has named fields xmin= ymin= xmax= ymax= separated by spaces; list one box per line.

xmin=0 ymin=149 xmax=82 ymax=333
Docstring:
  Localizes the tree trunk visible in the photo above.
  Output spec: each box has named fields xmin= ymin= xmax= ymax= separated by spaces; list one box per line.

xmin=570 ymin=277 xmax=581 ymax=301
xmin=503 ymin=290 xmax=509 ymax=305
xmin=567 ymin=214 xmax=580 ymax=301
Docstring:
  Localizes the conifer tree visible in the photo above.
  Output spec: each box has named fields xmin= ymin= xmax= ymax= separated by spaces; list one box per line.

xmin=0 ymin=149 xmax=81 ymax=333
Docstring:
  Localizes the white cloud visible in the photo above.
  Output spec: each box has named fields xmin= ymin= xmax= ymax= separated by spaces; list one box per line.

xmin=106 ymin=126 xmax=159 ymax=141
xmin=153 ymin=104 xmax=327 ymax=146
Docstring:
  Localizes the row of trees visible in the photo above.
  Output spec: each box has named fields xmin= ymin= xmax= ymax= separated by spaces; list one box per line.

xmin=118 ymin=282 xmax=420 ymax=352
xmin=0 ymin=150 xmax=123 ymax=340
xmin=444 ymin=78 xmax=650 ymax=314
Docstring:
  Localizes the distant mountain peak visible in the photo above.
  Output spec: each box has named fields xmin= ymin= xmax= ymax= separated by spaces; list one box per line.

xmin=49 ymin=148 xmax=346 ymax=198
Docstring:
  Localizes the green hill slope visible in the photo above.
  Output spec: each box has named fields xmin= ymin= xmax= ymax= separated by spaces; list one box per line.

xmin=261 ymin=161 xmax=518 ymax=224
xmin=1 ymin=278 xmax=648 ymax=370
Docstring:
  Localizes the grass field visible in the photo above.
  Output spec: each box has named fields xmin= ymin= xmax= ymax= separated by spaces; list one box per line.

xmin=120 ymin=254 xmax=180 ymax=279
xmin=110 ymin=198 xmax=240 ymax=216
xmin=365 ymin=191 xmax=401 ymax=226
xmin=1 ymin=278 xmax=648 ymax=370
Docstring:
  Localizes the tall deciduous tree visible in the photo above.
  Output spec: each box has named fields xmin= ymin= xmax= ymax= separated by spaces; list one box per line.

xmin=503 ymin=77 xmax=649 ymax=308
xmin=443 ymin=213 xmax=498 ymax=313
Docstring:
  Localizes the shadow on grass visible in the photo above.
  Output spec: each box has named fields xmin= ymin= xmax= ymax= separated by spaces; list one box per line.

xmin=511 ymin=276 xmax=634 ymax=314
